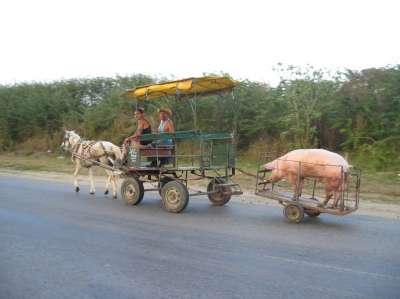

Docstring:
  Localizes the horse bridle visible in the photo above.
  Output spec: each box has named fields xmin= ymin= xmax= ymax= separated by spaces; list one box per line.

xmin=62 ymin=132 xmax=81 ymax=152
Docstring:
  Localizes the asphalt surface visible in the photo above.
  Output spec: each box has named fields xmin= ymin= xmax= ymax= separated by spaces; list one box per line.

xmin=0 ymin=175 xmax=399 ymax=299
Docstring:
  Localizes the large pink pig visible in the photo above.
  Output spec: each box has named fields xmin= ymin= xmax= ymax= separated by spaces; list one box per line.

xmin=264 ymin=149 xmax=350 ymax=207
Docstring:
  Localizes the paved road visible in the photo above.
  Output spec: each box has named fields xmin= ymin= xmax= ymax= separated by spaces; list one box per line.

xmin=0 ymin=176 xmax=399 ymax=299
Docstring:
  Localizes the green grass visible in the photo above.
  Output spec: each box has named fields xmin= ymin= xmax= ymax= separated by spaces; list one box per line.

xmin=0 ymin=153 xmax=399 ymax=205
xmin=357 ymin=171 xmax=400 ymax=204
xmin=0 ymin=153 xmax=73 ymax=172
xmin=0 ymin=153 xmax=103 ymax=175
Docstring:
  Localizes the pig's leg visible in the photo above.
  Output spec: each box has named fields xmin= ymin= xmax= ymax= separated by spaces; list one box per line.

xmin=287 ymin=173 xmax=300 ymax=199
xmin=332 ymin=189 xmax=341 ymax=208
xmin=320 ymin=183 xmax=333 ymax=207
xmin=332 ymin=179 xmax=345 ymax=208
xmin=299 ymin=178 xmax=305 ymax=197
xmin=333 ymin=173 xmax=350 ymax=208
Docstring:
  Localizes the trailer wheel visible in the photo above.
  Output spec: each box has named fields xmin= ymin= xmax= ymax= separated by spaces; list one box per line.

xmin=121 ymin=177 xmax=144 ymax=205
xmin=161 ymin=180 xmax=189 ymax=213
xmin=207 ymin=178 xmax=232 ymax=206
xmin=305 ymin=210 xmax=321 ymax=217
xmin=284 ymin=204 xmax=304 ymax=223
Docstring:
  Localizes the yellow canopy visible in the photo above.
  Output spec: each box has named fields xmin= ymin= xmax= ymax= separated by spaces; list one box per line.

xmin=121 ymin=76 xmax=239 ymax=100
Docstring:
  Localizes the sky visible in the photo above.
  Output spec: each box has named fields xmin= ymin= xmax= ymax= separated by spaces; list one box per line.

xmin=0 ymin=0 xmax=399 ymax=86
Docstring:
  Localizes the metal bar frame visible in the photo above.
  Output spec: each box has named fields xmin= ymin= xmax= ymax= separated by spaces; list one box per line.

xmin=254 ymin=151 xmax=362 ymax=216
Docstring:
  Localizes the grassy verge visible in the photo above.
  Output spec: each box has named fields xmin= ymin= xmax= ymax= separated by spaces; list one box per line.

xmin=0 ymin=153 xmax=399 ymax=205
xmin=0 ymin=152 xmax=102 ymax=175
xmin=0 ymin=152 xmax=73 ymax=172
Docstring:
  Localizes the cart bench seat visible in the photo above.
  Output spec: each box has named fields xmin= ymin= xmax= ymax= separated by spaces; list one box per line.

xmin=139 ymin=148 xmax=174 ymax=157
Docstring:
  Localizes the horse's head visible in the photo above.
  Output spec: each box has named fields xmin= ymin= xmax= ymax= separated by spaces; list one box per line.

xmin=60 ymin=130 xmax=80 ymax=151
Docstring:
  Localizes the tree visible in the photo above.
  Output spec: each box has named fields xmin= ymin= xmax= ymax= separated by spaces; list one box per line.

xmin=274 ymin=64 xmax=341 ymax=148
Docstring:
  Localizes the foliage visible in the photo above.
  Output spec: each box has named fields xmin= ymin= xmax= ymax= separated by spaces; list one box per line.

xmin=0 ymin=66 xmax=399 ymax=170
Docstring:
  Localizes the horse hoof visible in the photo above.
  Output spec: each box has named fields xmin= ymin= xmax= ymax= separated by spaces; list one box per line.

xmin=90 ymin=192 xmax=95 ymax=195
xmin=75 ymin=187 xmax=80 ymax=192
xmin=104 ymin=190 xmax=109 ymax=195
xmin=112 ymin=195 xmax=117 ymax=200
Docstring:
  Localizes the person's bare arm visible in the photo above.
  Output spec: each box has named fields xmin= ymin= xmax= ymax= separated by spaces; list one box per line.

xmin=133 ymin=120 xmax=146 ymax=137
xmin=124 ymin=120 xmax=145 ymax=144
xmin=165 ymin=121 xmax=174 ymax=133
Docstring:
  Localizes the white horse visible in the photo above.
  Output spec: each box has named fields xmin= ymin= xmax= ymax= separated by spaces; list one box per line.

xmin=61 ymin=130 xmax=123 ymax=199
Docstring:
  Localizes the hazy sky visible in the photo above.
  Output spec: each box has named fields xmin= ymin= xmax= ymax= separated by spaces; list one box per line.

xmin=0 ymin=0 xmax=399 ymax=85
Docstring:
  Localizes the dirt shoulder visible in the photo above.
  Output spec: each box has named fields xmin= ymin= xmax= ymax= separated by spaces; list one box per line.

xmin=1 ymin=168 xmax=399 ymax=220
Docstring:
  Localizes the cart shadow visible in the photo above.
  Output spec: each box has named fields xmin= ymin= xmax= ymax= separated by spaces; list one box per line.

xmin=122 ymin=194 xmax=358 ymax=232
xmin=131 ymin=193 xmax=237 ymax=215
xmin=262 ymin=214 xmax=358 ymax=231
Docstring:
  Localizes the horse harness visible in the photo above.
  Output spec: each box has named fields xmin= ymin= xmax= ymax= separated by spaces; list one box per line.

xmin=71 ymin=140 xmax=111 ymax=167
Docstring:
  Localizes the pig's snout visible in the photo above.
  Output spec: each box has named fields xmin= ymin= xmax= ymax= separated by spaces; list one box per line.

xmin=264 ymin=178 xmax=272 ymax=183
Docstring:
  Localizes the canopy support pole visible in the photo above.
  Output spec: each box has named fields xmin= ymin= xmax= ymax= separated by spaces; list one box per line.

xmin=189 ymin=93 xmax=198 ymax=131
xmin=232 ymin=90 xmax=239 ymax=142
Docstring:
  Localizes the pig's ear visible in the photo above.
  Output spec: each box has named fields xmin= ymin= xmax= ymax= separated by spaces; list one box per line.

xmin=264 ymin=162 xmax=275 ymax=170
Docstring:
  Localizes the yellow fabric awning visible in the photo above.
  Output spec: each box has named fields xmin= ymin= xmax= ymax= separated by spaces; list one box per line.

xmin=121 ymin=76 xmax=239 ymax=100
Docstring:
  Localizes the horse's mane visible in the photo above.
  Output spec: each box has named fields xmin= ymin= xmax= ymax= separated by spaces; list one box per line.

xmin=68 ymin=130 xmax=81 ymax=139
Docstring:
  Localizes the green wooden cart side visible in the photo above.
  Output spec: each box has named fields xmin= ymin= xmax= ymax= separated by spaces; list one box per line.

xmin=139 ymin=130 xmax=233 ymax=142
xmin=127 ymin=130 xmax=236 ymax=170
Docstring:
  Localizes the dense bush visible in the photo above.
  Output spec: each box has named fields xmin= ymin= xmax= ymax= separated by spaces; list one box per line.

xmin=0 ymin=66 xmax=399 ymax=170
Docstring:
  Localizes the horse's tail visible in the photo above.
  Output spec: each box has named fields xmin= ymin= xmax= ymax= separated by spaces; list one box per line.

xmin=113 ymin=145 xmax=123 ymax=160
xmin=110 ymin=144 xmax=123 ymax=168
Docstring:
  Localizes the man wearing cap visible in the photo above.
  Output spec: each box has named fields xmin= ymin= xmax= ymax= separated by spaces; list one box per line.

xmin=155 ymin=108 xmax=175 ymax=166
xmin=157 ymin=107 xmax=174 ymax=135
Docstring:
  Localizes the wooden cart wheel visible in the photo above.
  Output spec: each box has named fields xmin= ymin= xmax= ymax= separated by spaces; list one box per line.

xmin=158 ymin=176 xmax=174 ymax=196
xmin=161 ymin=180 xmax=189 ymax=213
xmin=305 ymin=210 xmax=321 ymax=217
xmin=121 ymin=176 xmax=144 ymax=205
xmin=283 ymin=204 xmax=304 ymax=223
xmin=207 ymin=178 xmax=232 ymax=206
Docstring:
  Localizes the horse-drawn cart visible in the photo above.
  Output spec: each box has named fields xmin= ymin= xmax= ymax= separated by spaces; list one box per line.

xmin=119 ymin=77 xmax=243 ymax=213
xmin=255 ymin=153 xmax=361 ymax=223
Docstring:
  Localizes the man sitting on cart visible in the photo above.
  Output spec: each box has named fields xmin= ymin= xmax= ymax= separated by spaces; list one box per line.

xmin=154 ymin=107 xmax=175 ymax=166
xmin=122 ymin=107 xmax=152 ymax=159
xmin=122 ymin=107 xmax=175 ymax=166
xmin=157 ymin=107 xmax=174 ymax=136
